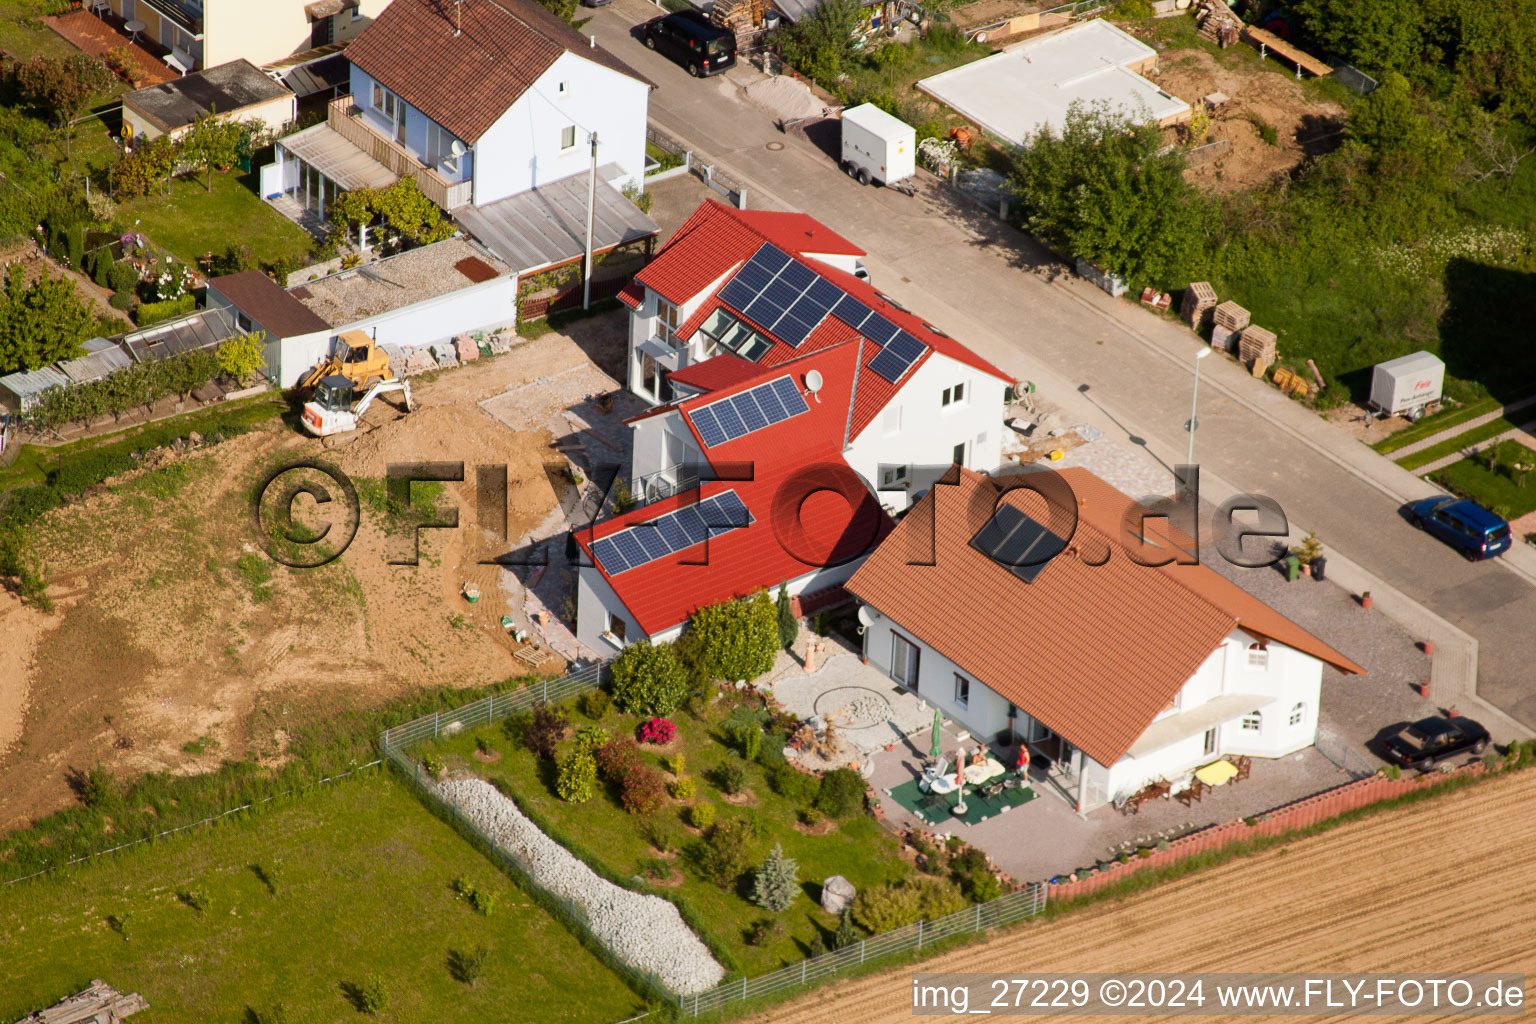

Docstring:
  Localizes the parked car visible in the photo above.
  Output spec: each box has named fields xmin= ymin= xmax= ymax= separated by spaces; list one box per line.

xmin=643 ymin=10 xmax=736 ymax=77
xmin=1383 ymin=716 xmax=1489 ymax=771
xmin=580 ymin=0 xmax=614 ymax=7
xmin=1407 ymin=496 xmax=1511 ymax=560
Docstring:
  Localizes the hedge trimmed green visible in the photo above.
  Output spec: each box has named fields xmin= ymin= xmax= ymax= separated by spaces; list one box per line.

xmin=134 ymin=292 xmax=195 ymax=326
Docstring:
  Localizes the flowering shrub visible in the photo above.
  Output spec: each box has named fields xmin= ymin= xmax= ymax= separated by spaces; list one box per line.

xmin=1371 ymin=227 xmax=1529 ymax=278
xmin=637 ymin=717 xmax=676 ymax=745
xmin=595 ymin=736 xmax=642 ymax=782
xmin=153 ymin=259 xmax=194 ymax=301
xmin=620 ymin=765 xmax=667 ymax=815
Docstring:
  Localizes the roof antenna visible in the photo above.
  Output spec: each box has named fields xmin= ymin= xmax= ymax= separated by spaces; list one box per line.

xmin=804 ymin=369 xmax=823 ymax=403
xmin=454 ymin=0 xmax=464 ymax=36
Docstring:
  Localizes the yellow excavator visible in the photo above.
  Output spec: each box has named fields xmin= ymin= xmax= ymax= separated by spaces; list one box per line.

xmin=298 ymin=330 xmax=392 ymax=392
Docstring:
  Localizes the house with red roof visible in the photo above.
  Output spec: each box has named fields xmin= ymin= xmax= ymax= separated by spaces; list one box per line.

xmin=846 ymin=466 xmax=1365 ymax=812
xmin=573 ymin=200 xmax=1015 ymax=655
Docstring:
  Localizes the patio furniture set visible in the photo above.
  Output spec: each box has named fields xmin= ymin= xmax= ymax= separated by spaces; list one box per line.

xmin=1118 ymin=755 xmax=1252 ymax=814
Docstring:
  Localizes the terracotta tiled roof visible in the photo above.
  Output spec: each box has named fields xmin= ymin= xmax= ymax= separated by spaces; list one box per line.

xmin=209 ymin=271 xmax=330 ymax=338
xmin=846 ymin=467 xmax=1363 ymax=767
xmin=345 ymin=0 xmax=651 ymax=145
xmin=666 ymin=353 xmax=761 ymax=393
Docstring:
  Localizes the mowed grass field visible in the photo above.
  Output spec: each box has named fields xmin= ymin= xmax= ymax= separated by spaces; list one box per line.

xmin=0 ymin=772 xmax=644 ymax=1024
xmin=745 ymin=768 xmax=1536 ymax=1024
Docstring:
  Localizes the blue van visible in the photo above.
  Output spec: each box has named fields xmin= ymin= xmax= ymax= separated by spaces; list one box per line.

xmin=1408 ymin=497 xmax=1512 ymax=560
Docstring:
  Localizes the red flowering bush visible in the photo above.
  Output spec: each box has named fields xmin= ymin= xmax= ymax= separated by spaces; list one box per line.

xmin=621 ymin=765 xmax=668 ymax=815
xmin=637 ymin=717 xmax=676 ymax=745
xmin=595 ymin=736 xmax=642 ymax=783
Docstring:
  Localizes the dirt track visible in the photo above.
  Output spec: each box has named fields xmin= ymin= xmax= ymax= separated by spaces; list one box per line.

xmin=749 ymin=769 xmax=1536 ymax=1023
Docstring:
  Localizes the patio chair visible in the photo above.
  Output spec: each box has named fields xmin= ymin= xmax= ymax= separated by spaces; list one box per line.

xmin=1232 ymin=755 xmax=1252 ymax=782
xmin=1176 ymin=777 xmax=1210 ymax=807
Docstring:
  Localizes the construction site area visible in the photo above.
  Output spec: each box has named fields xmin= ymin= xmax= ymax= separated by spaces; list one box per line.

xmin=0 ymin=310 xmax=640 ymax=832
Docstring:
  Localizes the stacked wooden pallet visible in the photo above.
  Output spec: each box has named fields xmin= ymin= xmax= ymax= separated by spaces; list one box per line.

xmin=1211 ymin=301 xmax=1251 ymax=351
xmin=1181 ymin=281 xmax=1217 ymax=329
xmin=22 ymin=981 xmax=147 ymax=1024
xmin=712 ymin=0 xmax=770 ymax=50
xmin=1239 ymin=324 xmax=1277 ymax=375
xmin=1194 ymin=0 xmax=1242 ymax=48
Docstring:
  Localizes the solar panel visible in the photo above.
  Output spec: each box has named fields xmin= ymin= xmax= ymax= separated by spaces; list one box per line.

xmin=718 ymin=278 xmax=757 ymax=313
xmin=831 ymin=294 xmax=870 ymax=331
xmin=713 ymin=399 xmax=747 ymax=439
xmin=732 ymin=391 xmax=769 ymax=433
xmin=807 ymin=278 xmax=843 ymax=310
xmin=777 ymin=259 xmax=818 ymax=293
xmin=755 ymin=245 xmax=792 ymax=275
xmin=773 ymin=313 xmax=818 ymax=347
xmin=732 ymin=260 xmax=775 ymax=295
xmin=690 ymin=405 xmax=729 ymax=448
xmin=591 ymin=536 xmax=628 ymax=574
xmin=674 ymin=504 xmax=709 ymax=544
xmin=709 ymin=490 xmax=753 ymax=527
xmin=753 ymin=379 xmax=788 ymax=421
xmin=612 ymin=531 xmax=649 ymax=569
xmin=888 ymin=330 xmax=927 ymax=360
xmin=770 ymin=376 xmax=809 ymax=415
xmin=656 ymin=516 xmax=691 ymax=552
xmin=970 ymin=504 xmax=1063 ymax=584
xmin=787 ymin=295 xmax=828 ymax=329
xmin=867 ymin=349 xmax=913 ymax=383
xmin=633 ymin=526 xmax=671 ymax=561
xmin=861 ymin=313 xmax=900 ymax=346
xmin=744 ymin=297 xmax=786 ymax=330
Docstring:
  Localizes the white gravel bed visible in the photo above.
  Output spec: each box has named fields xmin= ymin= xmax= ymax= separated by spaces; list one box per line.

xmin=434 ymin=778 xmax=726 ymax=995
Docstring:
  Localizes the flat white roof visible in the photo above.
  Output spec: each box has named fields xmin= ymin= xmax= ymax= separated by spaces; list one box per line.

xmin=918 ymin=19 xmax=1190 ymax=146
xmin=1375 ymin=351 xmax=1443 ymax=375
xmin=841 ymin=102 xmax=914 ymax=138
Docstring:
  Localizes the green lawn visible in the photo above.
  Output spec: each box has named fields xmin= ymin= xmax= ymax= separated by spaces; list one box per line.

xmin=0 ymin=772 xmax=645 ymax=1024
xmin=1397 ymin=415 xmax=1528 ymax=472
xmin=0 ymin=0 xmax=83 ymax=62
xmin=117 ymin=169 xmax=315 ymax=268
xmin=1372 ymin=397 xmax=1501 ymax=454
xmin=1429 ymin=439 xmax=1536 ymax=520
xmin=419 ymin=699 xmax=914 ymax=976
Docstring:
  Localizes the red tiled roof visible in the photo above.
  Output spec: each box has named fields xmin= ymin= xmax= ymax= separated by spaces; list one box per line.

xmin=346 ymin=0 xmax=651 ymax=145
xmin=666 ymin=353 xmax=761 ymax=393
xmin=576 ymin=342 xmax=893 ymax=635
xmin=846 ymin=467 xmax=1363 ymax=767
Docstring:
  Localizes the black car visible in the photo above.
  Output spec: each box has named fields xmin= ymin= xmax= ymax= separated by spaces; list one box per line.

xmin=1383 ymin=716 xmax=1489 ymax=771
xmin=644 ymin=10 xmax=737 ymax=77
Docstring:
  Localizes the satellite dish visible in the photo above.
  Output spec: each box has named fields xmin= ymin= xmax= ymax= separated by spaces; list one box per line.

xmin=451 ymin=140 xmax=467 ymax=157
xmin=857 ymin=605 xmax=880 ymax=627
xmin=804 ymin=369 xmax=823 ymax=393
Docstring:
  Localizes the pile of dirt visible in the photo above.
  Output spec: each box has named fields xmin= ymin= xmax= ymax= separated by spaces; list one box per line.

xmin=746 ymin=76 xmax=825 ymax=122
xmin=1152 ymin=48 xmax=1345 ymax=193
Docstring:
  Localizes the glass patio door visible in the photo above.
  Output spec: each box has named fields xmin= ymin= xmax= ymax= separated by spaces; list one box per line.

xmin=890 ymin=633 xmax=920 ymax=691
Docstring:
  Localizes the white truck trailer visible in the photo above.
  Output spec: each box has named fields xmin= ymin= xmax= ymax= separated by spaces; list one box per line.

xmin=1370 ymin=351 xmax=1445 ymax=419
xmin=840 ymin=104 xmax=916 ymax=188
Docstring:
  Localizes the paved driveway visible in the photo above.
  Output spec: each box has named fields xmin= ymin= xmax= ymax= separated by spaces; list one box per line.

xmin=590 ymin=0 xmax=1536 ymax=730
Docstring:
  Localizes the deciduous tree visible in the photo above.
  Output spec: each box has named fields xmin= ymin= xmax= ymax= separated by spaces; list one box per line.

xmin=0 ymin=265 xmax=95 ymax=375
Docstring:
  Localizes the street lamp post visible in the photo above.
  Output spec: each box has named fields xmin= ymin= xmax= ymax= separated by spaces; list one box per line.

xmin=1187 ymin=347 xmax=1212 ymax=469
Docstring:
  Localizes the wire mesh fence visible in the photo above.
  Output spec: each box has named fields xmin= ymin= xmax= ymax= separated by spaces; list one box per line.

xmin=1314 ymin=728 xmax=1380 ymax=780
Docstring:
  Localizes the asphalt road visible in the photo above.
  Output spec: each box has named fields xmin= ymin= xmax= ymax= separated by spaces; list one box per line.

xmin=592 ymin=0 xmax=1536 ymax=729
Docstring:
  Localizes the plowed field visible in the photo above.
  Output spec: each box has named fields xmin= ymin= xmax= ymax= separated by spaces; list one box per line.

xmin=749 ymin=770 xmax=1536 ymax=1023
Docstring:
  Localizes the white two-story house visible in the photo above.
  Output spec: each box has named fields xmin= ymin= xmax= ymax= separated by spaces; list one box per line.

xmin=101 ymin=0 xmax=388 ymax=74
xmin=264 ymin=0 xmax=657 ymax=277
xmin=569 ymin=201 xmax=1015 ymax=656
xmin=847 ymin=465 xmax=1365 ymax=813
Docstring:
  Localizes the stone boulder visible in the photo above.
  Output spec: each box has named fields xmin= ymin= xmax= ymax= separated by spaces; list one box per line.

xmin=820 ymin=875 xmax=856 ymax=916
xmin=455 ymin=335 xmax=479 ymax=362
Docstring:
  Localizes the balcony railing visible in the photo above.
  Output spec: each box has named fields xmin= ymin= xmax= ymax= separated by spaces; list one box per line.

xmin=141 ymin=0 xmax=203 ymax=34
xmin=634 ymin=465 xmax=700 ymax=504
xmin=327 ymin=96 xmax=472 ymax=211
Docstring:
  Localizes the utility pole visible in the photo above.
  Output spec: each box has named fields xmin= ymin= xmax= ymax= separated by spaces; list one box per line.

xmin=582 ymin=131 xmax=597 ymax=310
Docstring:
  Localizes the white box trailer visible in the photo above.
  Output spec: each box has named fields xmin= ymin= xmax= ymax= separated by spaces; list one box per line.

xmin=840 ymin=104 xmax=916 ymax=188
xmin=1370 ymin=351 xmax=1444 ymax=418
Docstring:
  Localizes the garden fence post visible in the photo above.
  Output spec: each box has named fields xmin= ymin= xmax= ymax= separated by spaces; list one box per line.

xmin=860 ymin=939 xmax=865 ymax=963
xmin=742 ymin=977 xmax=747 ymax=1000
xmin=975 ymin=904 xmax=981 ymax=931
xmin=543 ymin=679 xmax=548 ymax=704
xmin=917 ymin=919 xmax=924 ymax=950
xmin=801 ymin=960 xmax=806 ymax=984
xmin=434 ymin=710 xmax=439 ymax=737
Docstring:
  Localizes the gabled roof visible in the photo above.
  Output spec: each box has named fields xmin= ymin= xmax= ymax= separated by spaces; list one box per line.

xmin=345 ymin=0 xmax=651 ymax=145
xmin=577 ymin=343 xmax=894 ymax=635
xmin=210 ymin=271 xmax=330 ymax=338
xmin=666 ymin=352 xmax=761 ymax=394
xmin=846 ymin=467 xmax=1363 ymax=768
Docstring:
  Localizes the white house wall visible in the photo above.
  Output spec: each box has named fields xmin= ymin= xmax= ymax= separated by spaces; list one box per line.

xmin=331 ymin=277 xmax=519 ymax=353
xmin=629 ymin=409 xmax=703 ymax=489
xmin=859 ymin=611 xmax=1016 ymax=744
xmin=204 ymin=0 xmax=389 ymax=70
xmin=472 ymin=52 xmax=647 ymax=207
xmin=845 ymin=352 xmax=1007 ymax=509
xmin=350 ymin=66 xmax=474 ymax=186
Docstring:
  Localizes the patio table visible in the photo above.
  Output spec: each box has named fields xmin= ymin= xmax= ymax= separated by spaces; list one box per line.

xmin=964 ymin=757 xmax=1006 ymax=786
xmin=1195 ymin=759 xmax=1239 ymax=787
xmin=124 ymin=18 xmax=145 ymax=41
xmin=927 ymin=775 xmax=960 ymax=795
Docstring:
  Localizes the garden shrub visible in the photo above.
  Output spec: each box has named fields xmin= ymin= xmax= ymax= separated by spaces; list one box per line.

xmin=713 ymin=758 xmax=749 ymax=795
xmin=578 ymin=688 xmax=612 ymax=719
xmin=770 ymin=763 xmax=820 ymax=804
xmin=620 ymin=765 xmax=667 ymax=814
xmin=556 ymin=748 xmax=597 ymax=803
xmin=799 ymin=807 xmax=824 ymax=828
xmin=815 ymin=767 xmax=865 ymax=818
xmin=133 ymin=292 xmax=194 ymax=327
xmin=689 ymin=802 xmax=716 ymax=829
xmin=697 ymin=815 xmax=757 ymax=888
xmin=611 ymin=640 xmax=688 ymax=717
xmin=352 ymin=975 xmax=387 ymax=1015
xmin=594 ymin=736 xmax=642 ymax=782
xmin=734 ymin=723 xmax=763 ymax=761
xmin=501 ymin=709 xmax=532 ymax=747
xmin=573 ymin=725 xmax=610 ymax=752
xmin=750 ymin=842 xmax=800 ymax=911
xmin=637 ymin=814 xmax=676 ymax=853
xmin=109 ymin=289 xmax=134 ymax=310
xmin=524 ymin=705 xmax=569 ymax=759
xmin=852 ymin=876 xmax=967 ymax=933
xmin=637 ymin=717 xmax=676 ymax=745
xmin=688 ymin=591 xmax=780 ymax=682
xmin=669 ymin=776 xmax=696 ymax=800
xmin=666 ymin=753 xmax=687 ymax=776
xmin=834 ymin=908 xmax=858 ymax=948
xmin=775 ymin=583 xmax=798 ymax=648
xmin=106 ymin=260 xmax=139 ymax=294
xmin=446 ymin=945 xmax=487 ymax=985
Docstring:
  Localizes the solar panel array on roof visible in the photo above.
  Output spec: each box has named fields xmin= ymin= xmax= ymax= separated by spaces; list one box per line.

xmin=716 ymin=244 xmax=930 ymax=381
xmin=688 ymin=375 xmax=809 ymax=448
xmin=968 ymin=503 xmax=1065 ymax=584
xmin=590 ymin=490 xmax=754 ymax=575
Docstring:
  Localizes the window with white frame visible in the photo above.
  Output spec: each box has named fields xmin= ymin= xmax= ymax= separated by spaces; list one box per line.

xmin=882 ymin=405 xmax=902 ymax=435
xmin=605 ymin=611 xmax=626 ymax=645
xmin=881 ymin=464 xmax=909 ymax=488
xmin=425 ymin=122 xmax=461 ymax=174
xmin=1289 ymin=701 xmax=1305 ymax=726
xmin=1241 ymin=710 xmax=1262 ymax=731
xmin=941 ymin=382 xmax=967 ymax=407
xmin=954 ymin=674 xmax=970 ymax=709
xmin=1247 ymin=642 xmax=1269 ymax=669
xmin=655 ymin=297 xmax=681 ymax=346
xmin=350 ymin=1 xmax=362 ymax=20
xmin=560 ymin=124 xmax=577 ymax=150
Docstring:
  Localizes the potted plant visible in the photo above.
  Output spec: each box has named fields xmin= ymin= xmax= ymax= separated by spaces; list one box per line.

xmin=1290 ymin=530 xmax=1324 ymax=575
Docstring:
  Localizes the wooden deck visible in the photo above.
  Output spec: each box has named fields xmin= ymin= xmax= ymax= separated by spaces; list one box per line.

xmin=43 ymin=10 xmax=175 ymax=86
xmin=1241 ymin=25 xmax=1333 ymax=77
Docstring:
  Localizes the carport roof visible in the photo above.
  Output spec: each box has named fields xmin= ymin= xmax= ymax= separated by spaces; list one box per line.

xmin=454 ymin=168 xmax=659 ymax=274
xmin=278 ymin=123 xmax=400 ymax=192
